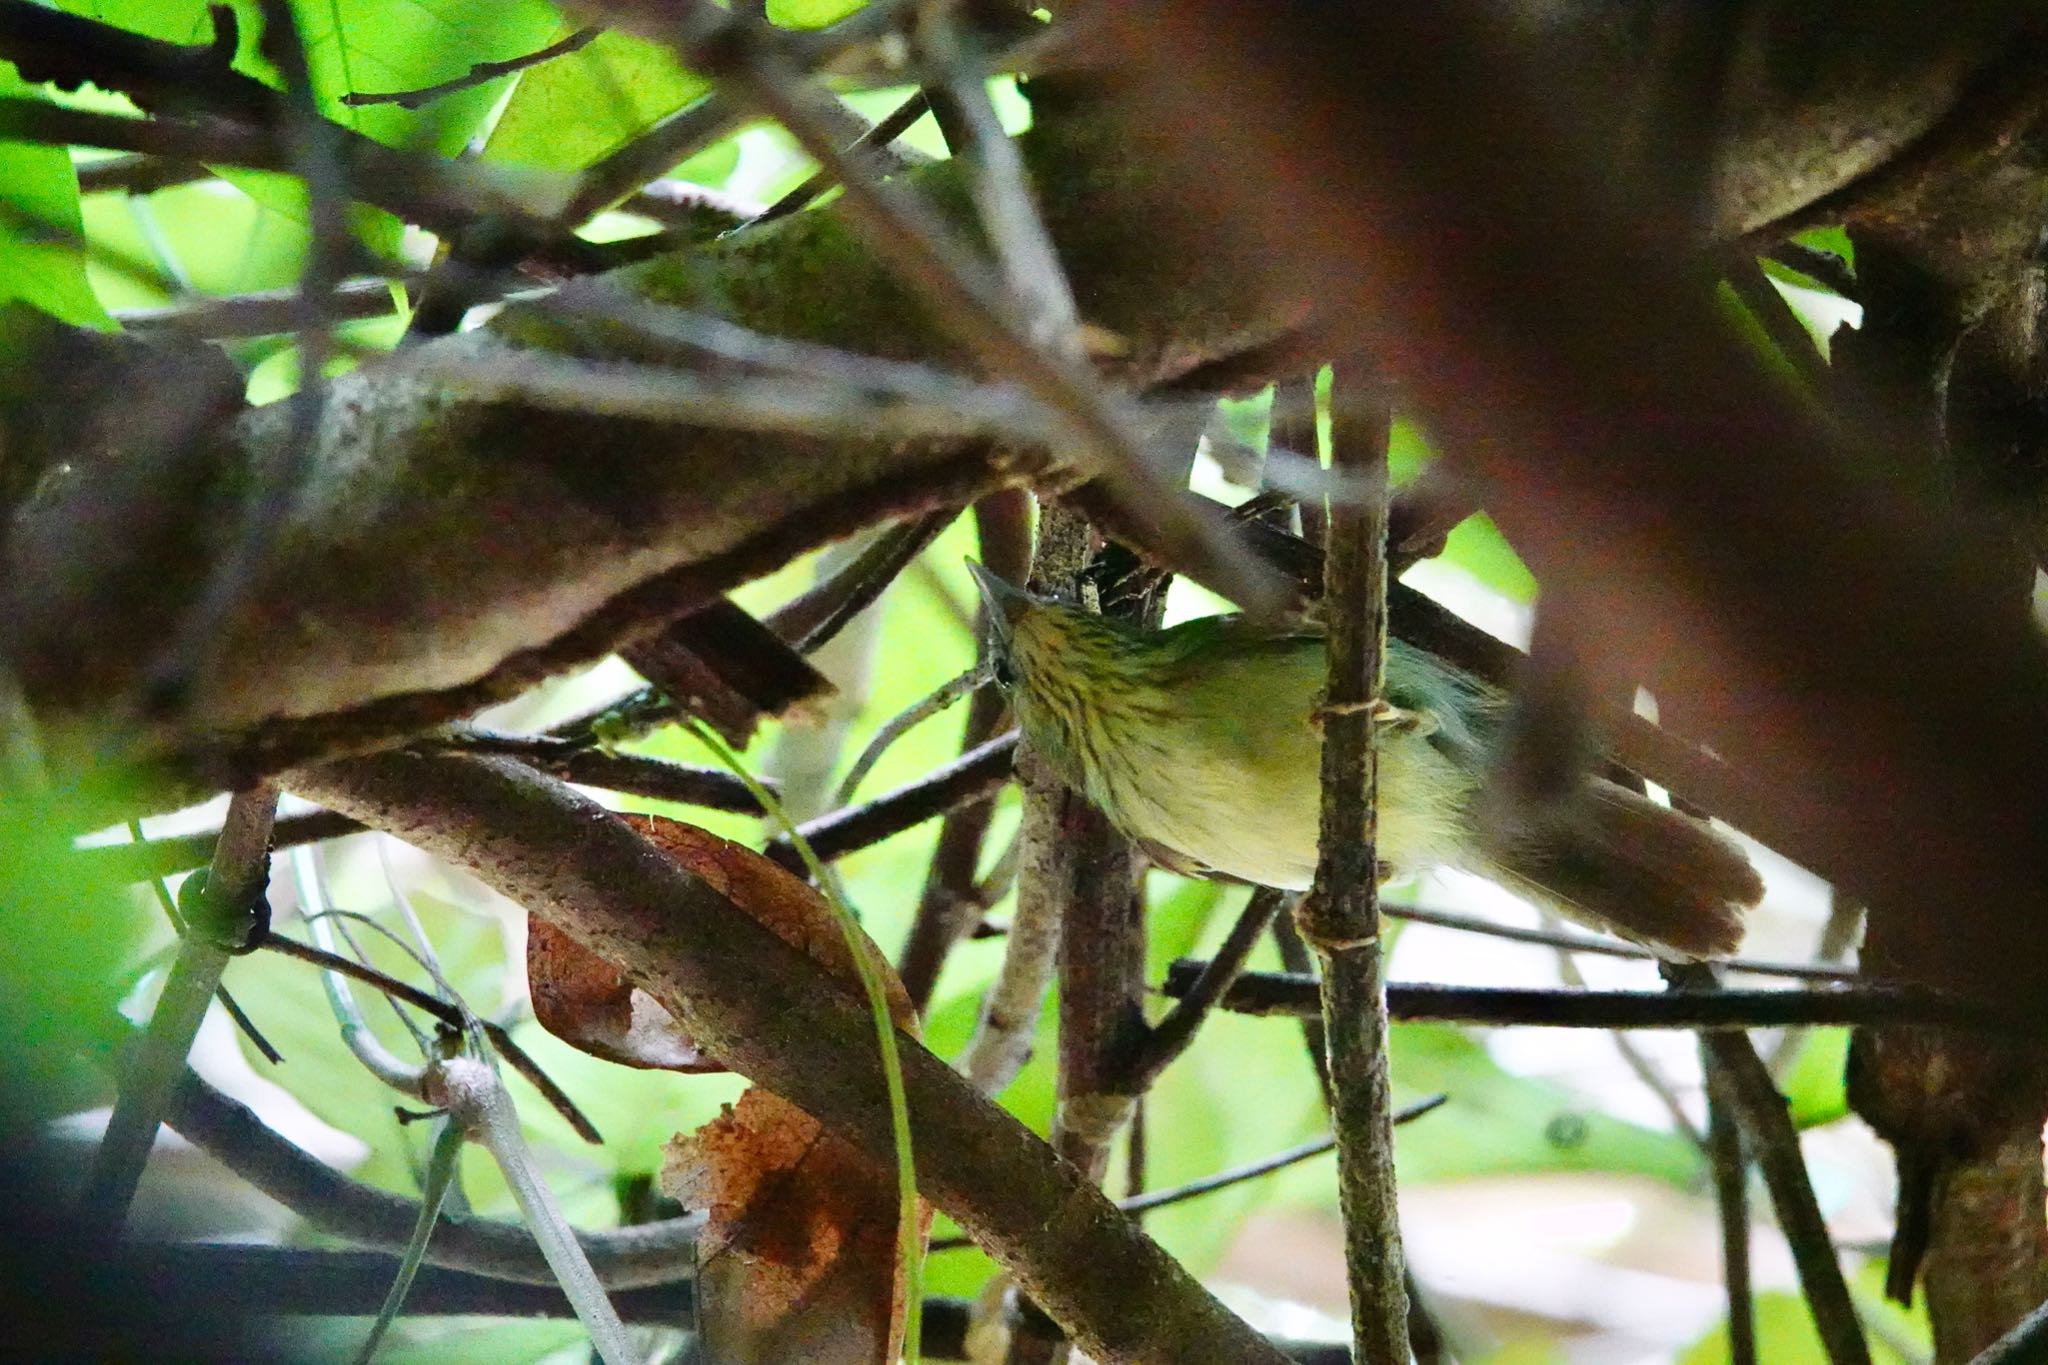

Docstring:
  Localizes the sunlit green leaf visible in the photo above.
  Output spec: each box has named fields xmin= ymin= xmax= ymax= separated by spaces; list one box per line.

xmin=766 ymin=0 xmax=869 ymax=29
xmin=485 ymin=30 xmax=712 ymax=174
xmin=0 ymin=70 xmax=116 ymax=329
xmin=1780 ymin=1027 xmax=1850 ymax=1129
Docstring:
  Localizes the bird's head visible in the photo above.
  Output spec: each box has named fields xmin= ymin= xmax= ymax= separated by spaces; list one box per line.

xmin=965 ymin=560 xmax=1152 ymax=720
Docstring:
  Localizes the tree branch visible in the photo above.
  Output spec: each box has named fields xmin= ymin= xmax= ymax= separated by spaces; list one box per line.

xmin=286 ymin=749 xmax=1289 ymax=1364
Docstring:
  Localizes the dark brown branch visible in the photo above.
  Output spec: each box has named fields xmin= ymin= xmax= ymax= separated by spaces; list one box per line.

xmin=116 ymin=278 xmax=416 ymax=339
xmin=82 ymin=809 xmax=360 ymax=884
xmin=1126 ymin=887 xmax=1288 ymax=1091
xmin=619 ymin=597 xmax=834 ymax=746
xmin=74 ymin=152 xmax=212 ymax=196
xmin=341 ymin=28 xmax=599 ymax=109
xmin=1163 ymin=966 xmax=2033 ymax=1034
xmin=424 ymin=729 xmax=767 ymax=812
xmin=1679 ymin=966 xmax=1870 ymax=1365
xmin=749 ymin=89 xmax=934 ymax=226
xmin=1705 ymin=1062 xmax=1759 ymax=1365
xmin=764 ymin=729 xmax=1018 ymax=868
xmin=0 ymin=0 xmax=275 ymax=120
xmin=769 ymin=507 xmax=959 ymax=653
xmin=162 ymin=1069 xmax=698 ymax=1286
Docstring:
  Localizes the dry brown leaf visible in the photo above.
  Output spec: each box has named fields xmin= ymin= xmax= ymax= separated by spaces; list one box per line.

xmin=526 ymin=915 xmax=720 ymax=1072
xmin=667 ymin=1088 xmax=931 ymax=1364
xmin=525 ymin=813 xmax=913 ymax=1071
xmin=528 ymin=812 xmax=928 ymax=1362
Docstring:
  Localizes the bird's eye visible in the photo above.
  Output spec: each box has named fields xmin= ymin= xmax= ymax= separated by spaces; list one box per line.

xmin=991 ymin=654 xmax=1016 ymax=688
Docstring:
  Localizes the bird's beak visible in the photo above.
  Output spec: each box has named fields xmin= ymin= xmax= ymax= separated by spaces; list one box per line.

xmin=966 ymin=560 xmax=1032 ymax=648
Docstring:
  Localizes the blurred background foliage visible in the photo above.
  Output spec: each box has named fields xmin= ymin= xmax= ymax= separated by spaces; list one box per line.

xmin=0 ymin=0 xmax=1925 ymax=1359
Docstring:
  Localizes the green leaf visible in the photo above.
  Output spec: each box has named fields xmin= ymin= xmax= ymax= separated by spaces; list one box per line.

xmin=1780 ymin=1027 xmax=1850 ymax=1129
xmin=766 ymin=0 xmax=870 ymax=29
xmin=485 ymin=31 xmax=712 ymax=174
xmin=1441 ymin=513 xmax=1537 ymax=603
xmin=0 ymin=783 xmax=153 ymax=1127
xmin=1393 ymin=420 xmax=1538 ymax=602
xmin=285 ymin=0 xmax=564 ymax=157
xmin=0 ymin=70 xmax=116 ymax=329
xmin=1387 ymin=1023 xmax=1701 ymax=1186
xmin=1681 ymin=1293 xmax=1829 ymax=1365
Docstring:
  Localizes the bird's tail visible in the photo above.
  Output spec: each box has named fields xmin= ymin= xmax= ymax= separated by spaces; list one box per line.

xmin=1476 ymin=778 xmax=1764 ymax=959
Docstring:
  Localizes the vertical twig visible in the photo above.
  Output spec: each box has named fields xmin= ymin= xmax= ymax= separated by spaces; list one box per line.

xmin=1675 ymin=967 xmax=1871 ymax=1365
xmin=430 ymin=1057 xmax=641 ymax=1365
xmin=900 ymin=490 xmax=1031 ymax=1011
xmin=1126 ymin=888 xmax=1288 ymax=1090
xmin=80 ymin=786 xmax=278 ymax=1237
xmin=1292 ymin=360 xmax=1410 ymax=1365
xmin=1706 ymin=1060 xmax=1759 ymax=1365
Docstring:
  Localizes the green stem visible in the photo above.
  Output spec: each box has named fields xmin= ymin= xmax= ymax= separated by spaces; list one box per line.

xmin=687 ymin=718 xmax=924 ymax=1365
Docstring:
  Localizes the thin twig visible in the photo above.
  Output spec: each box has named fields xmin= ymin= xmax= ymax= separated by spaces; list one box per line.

xmin=1126 ymin=888 xmax=1289 ymax=1091
xmin=1544 ymin=914 xmax=1706 ymax=1150
xmin=770 ymin=507 xmax=959 ymax=654
xmin=80 ymin=787 xmax=278 ymax=1239
xmin=84 ymin=809 xmax=362 ymax=885
xmin=961 ymin=508 xmax=1104 ymax=1134
xmin=429 ymin=1057 xmax=639 ymax=1364
xmin=899 ymin=491 xmax=1030 ymax=1011
xmin=1695 ymin=1035 xmax=1875 ymax=1365
xmin=1706 ymin=1061 xmax=1758 ymax=1365
xmin=1680 ymin=967 xmax=1870 ymax=1365
xmin=1386 ymin=901 xmax=1858 ymax=983
xmin=748 ymin=89 xmax=934 ymax=226
xmin=292 ymin=851 xmax=432 ymax=1095
xmin=114 ymin=278 xmax=414 ymax=339
xmin=342 ymin=28 xmax=599 ymax=108
xmin=353 ymin=1116 xmax=465 ymax=1363
xmin=764 ymin=729 xmax=1017 ymax=868
xmin=1293 ymin=359 xmax=1409 ymax=1365
xmin=930 ymin=1094 xmax=1448 ymax=1252
xmin=1766 ymin=890 xmax=1865 ymax=1081
xmin=403 ymin=343 xmax=1062 ymax=446
xmin=422 ymin=728 xmax=766 ymax=811
xmin=554 ymin=0 xmax=914 ymax=226
xmin=262 ymin=933 xmax=602 ymax=1145
xmin=833 ymin=668 xmax=986 ymax=809
xmin=163 ymin=1069 xmax=692 ymax=1286
xmin=1164 ymin=967 xmax=2032 ymax=1034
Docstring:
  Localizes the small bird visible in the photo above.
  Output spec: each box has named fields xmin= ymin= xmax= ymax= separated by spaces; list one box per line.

xmin=969 ymin=563 xmax=1763 ymax=959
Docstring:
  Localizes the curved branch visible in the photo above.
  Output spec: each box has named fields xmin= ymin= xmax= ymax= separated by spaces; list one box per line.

xmin=162 ymin=1067 xmax=702 ymax=1288
xmin=286 ymin=749 xmax=1289 ymax=1365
